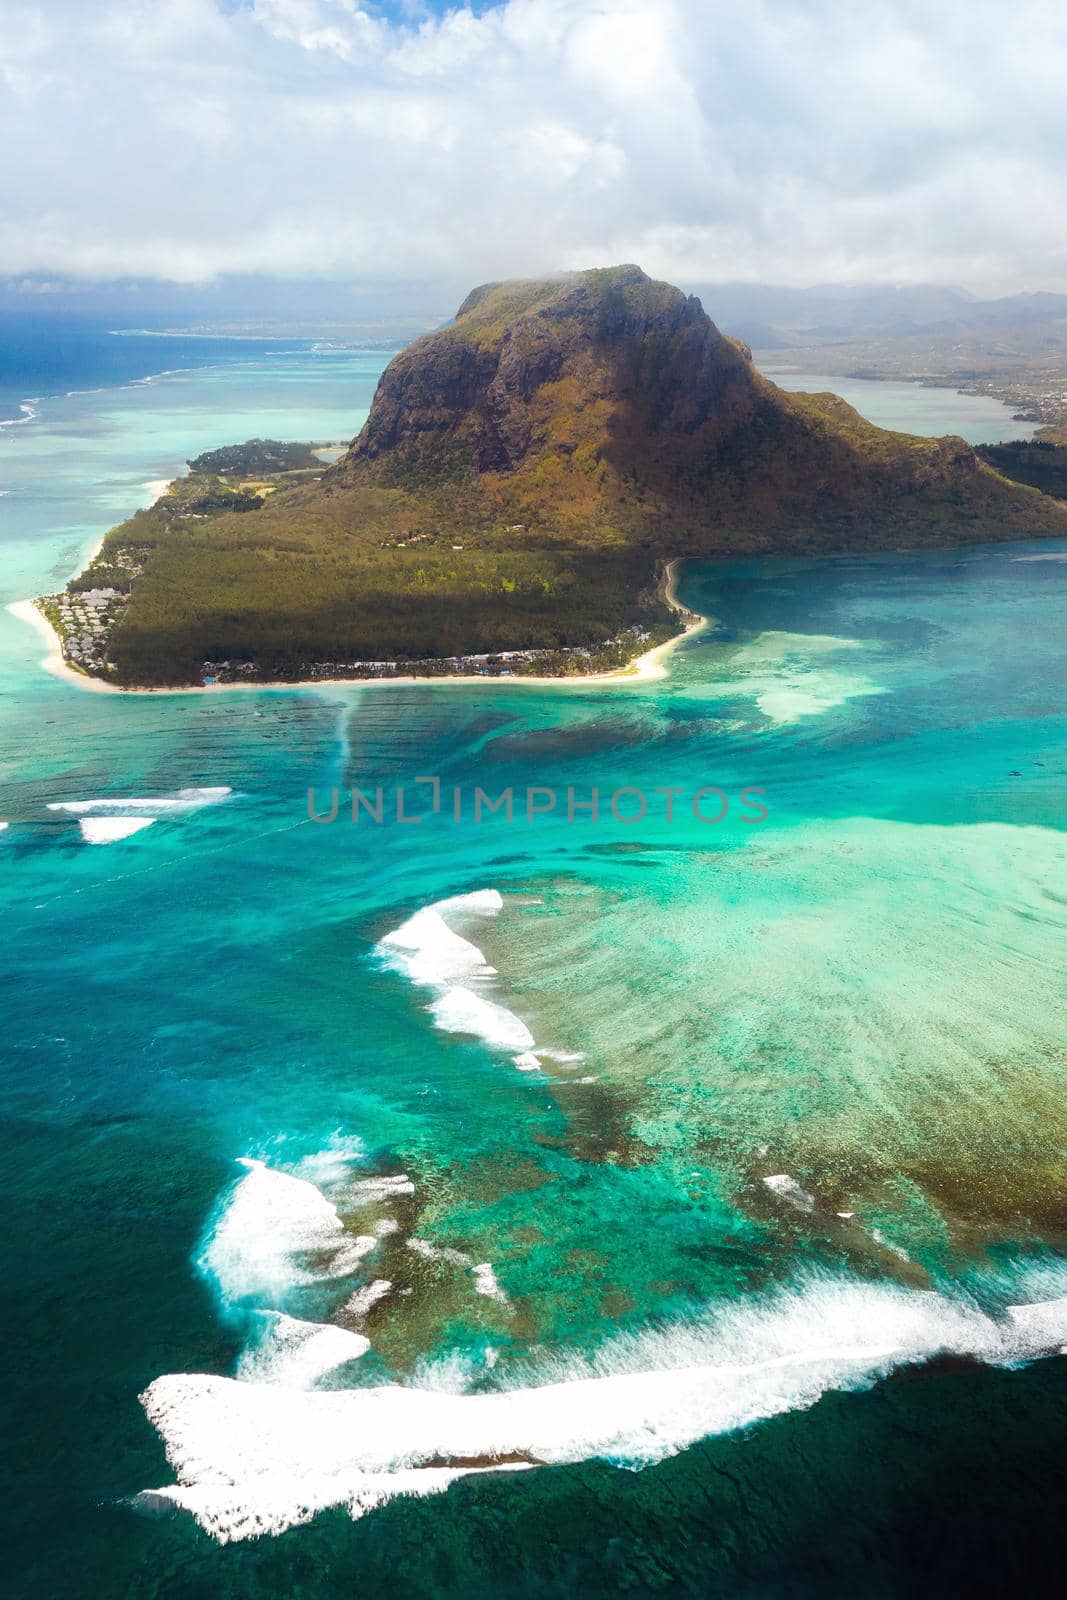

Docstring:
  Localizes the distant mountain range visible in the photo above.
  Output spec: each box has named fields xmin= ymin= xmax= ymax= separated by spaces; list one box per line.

xmin=691 ymin=283 xmax=1067 ymax=375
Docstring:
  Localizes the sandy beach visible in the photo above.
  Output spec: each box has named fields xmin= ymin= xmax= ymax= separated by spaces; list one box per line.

xmin=7 ymin=559 xmax=708 ymax=698
xmin=6 ymin=600 xmax=122 ymax=694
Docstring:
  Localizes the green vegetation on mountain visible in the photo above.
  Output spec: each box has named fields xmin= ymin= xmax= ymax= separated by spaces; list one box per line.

xmin=186 ymin=438 xmax=336 ymax=475
xmin=56 ymin=265 xmax=1067 ymax=687
xmin=976 ymin=439 xmax=1067 ymax=499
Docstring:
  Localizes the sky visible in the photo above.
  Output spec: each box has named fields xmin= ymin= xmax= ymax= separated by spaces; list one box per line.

xmin=3 ymin=0 xmax=1067 ymax=303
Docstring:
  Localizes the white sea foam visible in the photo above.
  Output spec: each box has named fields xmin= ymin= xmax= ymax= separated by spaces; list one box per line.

xmin=763 ymin=1174 xmax=816 ymax=1213
xmin=139 ymin=1272 xmax=1067 ymax=1542
xmin=378 ymin=889 xmax=502 ymax=987
xmin=1004 ymin=1295 xmax=1067 ymax=1350
xmin=346 ymin=1173 xmax=414 ymax=1201
xmin=472 ymin=1264 xmax=508 ymax=1304
xmin=435 ymin=888 xmax=505 ymax=918
xmin=50 ymin=786 xmax=232 ymax=814
xmin=236 ymin=1313 xmax=369 ymax=1389
xmin=198 ymin=1158 xmax=367 ymax=1312
xmin=407 ymin=1240 xmax=509 ymax=1306
xmin=291 ymin=1134 xmax=366 ymax=1189
xmin=78 ymin=816 xmax=155 ymax=844
xmin=429 ymin=986 xmax=535 ymax=1053
xmin=194 ymin=1151 xmax=414 ymax=1399
xmin=0 ymin=399 xmax=39 ymax=429
xmin=378 ymin=889 xmax=544 ymax=1065
xmin=869 ymin=1228 xmax=911 ymax=1262
xmin=411 ymin=1347 xmax=493 ymax=1394
xmin=130 ymin=1462 xmax=526 ymax=1544
xmin=331 ymin=1235 xmax=381 ymax=1274
xmin=408 ymin=1238 xmax=472 ymax=1267
xmin=344 ymin=1279 xmax=392 ymax=1320
xmin=379 ymin=908 xmax=497 ymax=986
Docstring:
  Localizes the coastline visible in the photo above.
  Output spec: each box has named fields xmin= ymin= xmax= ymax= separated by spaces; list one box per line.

xmin=6 ymin=600 xmax=121 ymax=694
xmin=7 ymin=558 xmax=708 ymax=698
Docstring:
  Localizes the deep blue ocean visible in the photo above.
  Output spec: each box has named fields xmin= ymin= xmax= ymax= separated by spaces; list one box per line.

xmin=2 ymin=318 xmax=1066 ymax=1597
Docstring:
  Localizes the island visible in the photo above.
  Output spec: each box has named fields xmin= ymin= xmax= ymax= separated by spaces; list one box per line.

xmin=28 ymin=265 xmax=1067 ymax=689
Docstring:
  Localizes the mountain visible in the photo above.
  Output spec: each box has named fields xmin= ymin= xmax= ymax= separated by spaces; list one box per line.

xmin=682 ymin=282 xmax=982 ymax=347
xmin=696 ymin=281 xmax=1067 ymax=384
xmin=328 ymin=264 xmax=1059 ymax=545
xmin=50 ymin=266 xmax=1067 ymax=687
xmin=687 ymin=281 xmax=1067 ymax=353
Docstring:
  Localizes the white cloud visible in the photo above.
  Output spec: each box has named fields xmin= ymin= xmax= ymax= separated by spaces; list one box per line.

xmin=1 ymin=0 xmax=1065 ymax=291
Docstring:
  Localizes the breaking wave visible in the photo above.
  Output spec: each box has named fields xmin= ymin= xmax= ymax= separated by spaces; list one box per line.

xmin=0 ymin=398 xmax=39 ymax=430
xmin=235 ymin=1312 xmax=370 ymax=1388
xmin=428 ymin=986 xmax=535 ymax=1053
xmin=378 ymin=889 xmax=502 ymax=985
xmin=137 ymin=1267 xmax=1067 ymax=1543
xmin=197 ymin=1157 xmax=377 ymax=1314
xmin=49 ymin=786 xmax=232 ymax=814
xmin=78 ymin=816 xmax=155 ymax=845
xmin=377 ymin=888 xmax=575 ymax=1070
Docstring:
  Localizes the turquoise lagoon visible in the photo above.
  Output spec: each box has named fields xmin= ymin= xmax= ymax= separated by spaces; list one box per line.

xmin=2 ymin=339 xmax=1067 ymax=1596
xmin=759 ymin=366 xmax=1037 ymax=444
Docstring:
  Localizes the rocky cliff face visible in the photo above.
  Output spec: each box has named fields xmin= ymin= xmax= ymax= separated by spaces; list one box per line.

xmin=346 ymin=264 xmax=760 ymax=476
xmin=336 ymin=264 xmax=1064 ymax=548
xmin=69 ymin=266 xmax=1067 ymax=686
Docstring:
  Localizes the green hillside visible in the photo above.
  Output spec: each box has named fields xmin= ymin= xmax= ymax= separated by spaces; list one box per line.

xmin=49 ymin=266 xmax=1067 ymax=688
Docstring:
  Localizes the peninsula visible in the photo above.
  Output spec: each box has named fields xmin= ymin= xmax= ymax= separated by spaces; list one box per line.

xmin=30 ymin=266 xmax=1067 ymax=688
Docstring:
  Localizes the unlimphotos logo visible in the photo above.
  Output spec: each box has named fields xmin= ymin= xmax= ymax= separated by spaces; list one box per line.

xmin=307 ymin=778 xmax=768 ymax=826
